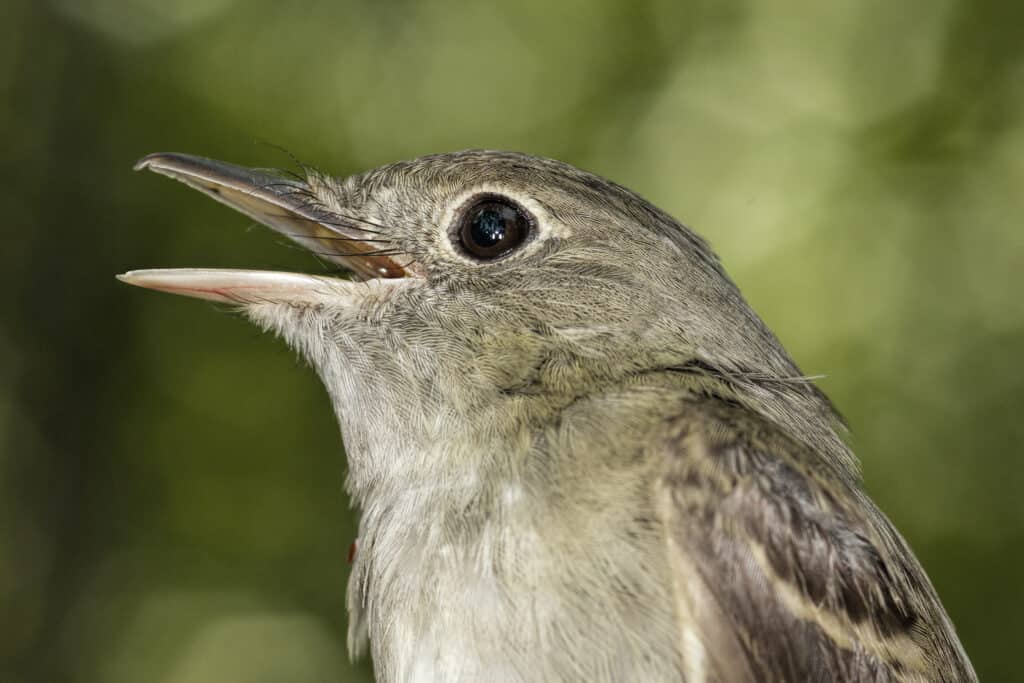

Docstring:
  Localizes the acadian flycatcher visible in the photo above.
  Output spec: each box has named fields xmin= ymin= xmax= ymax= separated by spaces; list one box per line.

xmin=120 ymin=151 xmax=975 ymax=682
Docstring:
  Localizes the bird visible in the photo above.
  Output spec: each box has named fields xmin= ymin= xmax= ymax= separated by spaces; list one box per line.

xmin=119 ymin=150 xmax=976 ymax=682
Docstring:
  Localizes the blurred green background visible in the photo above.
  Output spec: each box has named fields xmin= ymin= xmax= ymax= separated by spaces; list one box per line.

xmin=2 ymin=0 xmax=1022 ymax=680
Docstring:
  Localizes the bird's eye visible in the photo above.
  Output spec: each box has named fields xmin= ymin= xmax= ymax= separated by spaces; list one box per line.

xmin=456 ymin=196 xmax=531 ymax=260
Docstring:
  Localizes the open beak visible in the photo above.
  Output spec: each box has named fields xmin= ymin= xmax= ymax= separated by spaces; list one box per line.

xmin=118 ymin=153 xmax=409 ymax=303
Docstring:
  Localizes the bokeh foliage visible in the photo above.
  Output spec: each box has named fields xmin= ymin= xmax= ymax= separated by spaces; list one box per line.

xmin=2 ymin=0 xmax=1023 ymax=680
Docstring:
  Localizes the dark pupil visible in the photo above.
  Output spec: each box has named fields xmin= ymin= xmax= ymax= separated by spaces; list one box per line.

xmin=471 ymin=206 xmax=510 ymax=248
xmin=458 ymin=198 xmax=528 ymax=259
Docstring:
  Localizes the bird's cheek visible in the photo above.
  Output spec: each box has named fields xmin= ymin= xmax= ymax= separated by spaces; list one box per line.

xmin=468 ymin=337 xmax=548 ymax=396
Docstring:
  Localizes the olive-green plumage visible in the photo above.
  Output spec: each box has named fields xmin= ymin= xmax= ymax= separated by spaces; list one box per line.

xmin=121 ymin=150 xmax=975 ymax=682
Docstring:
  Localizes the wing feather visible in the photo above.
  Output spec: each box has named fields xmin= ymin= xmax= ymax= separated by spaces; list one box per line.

xmin=655 ymin=399 xmax=975 ymax=682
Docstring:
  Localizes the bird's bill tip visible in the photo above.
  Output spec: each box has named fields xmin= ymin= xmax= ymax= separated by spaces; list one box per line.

xmin=132 ymin=153 xmax=160 ymax=172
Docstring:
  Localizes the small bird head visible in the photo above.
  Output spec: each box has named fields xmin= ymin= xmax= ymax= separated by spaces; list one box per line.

xmin=121 ymin=150 xmax=845 ymax=498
